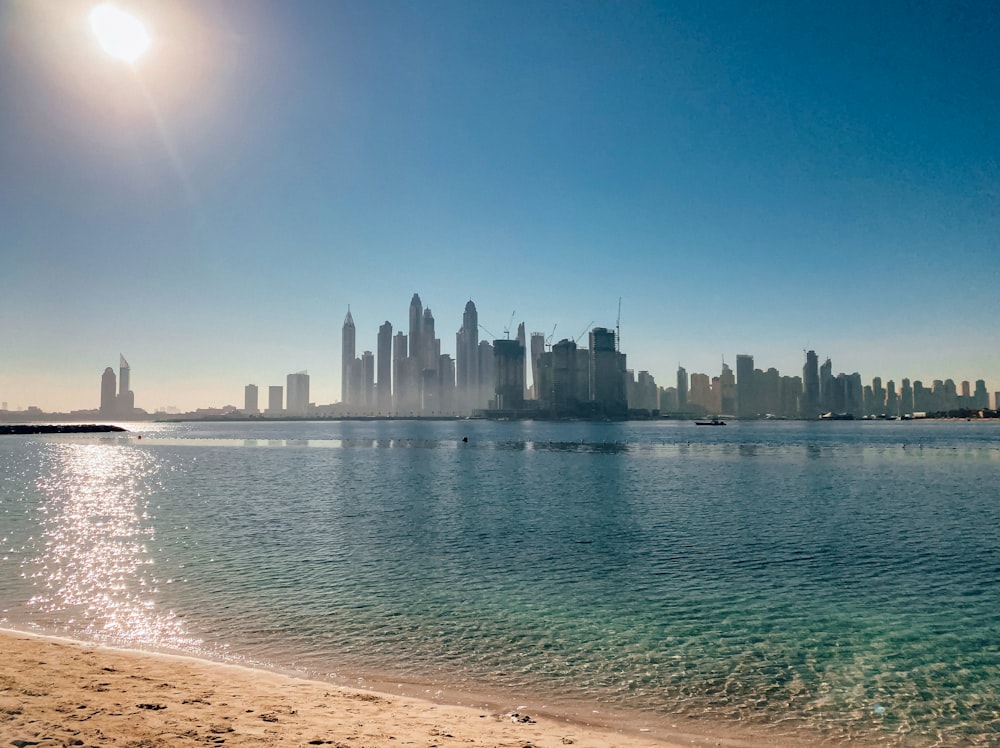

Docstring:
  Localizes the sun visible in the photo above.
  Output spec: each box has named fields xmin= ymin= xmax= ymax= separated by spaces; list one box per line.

xmin=89 ymin=4 xmax=150 ymax=64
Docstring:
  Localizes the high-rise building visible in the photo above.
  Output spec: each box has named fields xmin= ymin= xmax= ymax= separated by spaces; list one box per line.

xmin=117 ymin=354 xmax=134 ymax=415
xmin=244 ymin=384 xmax=259 ymax=414
xmin=341 ymin=309 xmax=355 ymax=405
xmin=688 ymin=372 xmax=712 ymax=412
xmin=422 ymin=307 xmax=437 ymax=372
xmin=589 ymin=327 xmax=627 ymax=415
xmin=361 ymin=351 xmax=375 ymax=406
xmin=974 ymin=380 xmax=989 ymax=410
xmin=779 ymin=375 xmax=802 ymax=418
xmin=676 ymin=366 xmax=688 ymax=409
xmin=516 ymin=322 xmax=527 ymax=400
xmin=720 ymin=362 xmax=736 ymax=415
xmin=393 ymin=331 xmax=409 ymax=413
xmin=736 ymin=354 xmax=755 ymax=418
xmin=819 ymin=358 xmax=834 ymax=413
xmin=286 ymin=372 xmax=310 ymax=416
xmin=801 ymin=350 xmax=820 ymax=418
xmin=100 ymin=367 xmax=117 ymax=417
xmin=493 ymin=338 xmax=525 ymax=410
xmin=478 ymin=340 xmax=495 ymax=408
xmin=119 ymin=354 xmax=130 ymax=401
xmin=267 ymin=385 xmax=283 ymax=415
xmin=377 ymin=321 xmax=393 ymax=411
xmin=885 ymin=380 xmax=898 ymax=417
xmin=408 ymin=294 xmax=423 ymax=368
xmin=529 ymin=332 xmax=545 ymax=399
xmin=870 ymin=377 xmax=885 ymax=416
xmin=845 ymin=373 xmax=863 ymax=417
xmin=900 ymin=378 xmax=914 ymax=415
xmin=456 ymin=300 xmax=480 ymax=411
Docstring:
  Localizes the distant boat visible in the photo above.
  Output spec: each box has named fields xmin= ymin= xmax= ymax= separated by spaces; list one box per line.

xmin=695 ymin=419 xmax=726 ymax=426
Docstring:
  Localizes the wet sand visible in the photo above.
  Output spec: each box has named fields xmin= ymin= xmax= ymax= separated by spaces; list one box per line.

xmin=0 ymin=629 xmax=815 ymax=747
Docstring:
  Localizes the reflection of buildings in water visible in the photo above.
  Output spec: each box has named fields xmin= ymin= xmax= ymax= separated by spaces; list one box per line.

xmin=29 ymin=444 xmax=198 ymax=648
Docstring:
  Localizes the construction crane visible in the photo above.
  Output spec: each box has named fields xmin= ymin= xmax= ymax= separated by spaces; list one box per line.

xmin=480 ymin=323 xmax=497 ymax=340
xmin=574 ymin=321 xmax=594 ymax=345
xmin=502 ymin=310 xmax=516 ymax=339
xmin=544 ymin=323 xmax=558 ymax=350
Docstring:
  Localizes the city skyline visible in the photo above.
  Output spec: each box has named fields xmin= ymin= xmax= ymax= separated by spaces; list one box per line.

xmin=13 ymin=298 xmax=995 ymax=418
xmin=1 ymin=2 xmax=997 ymax=412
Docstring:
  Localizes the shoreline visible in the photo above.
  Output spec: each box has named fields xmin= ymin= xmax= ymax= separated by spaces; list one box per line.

xmin=0 ymin=627 xmax=834 ymax=747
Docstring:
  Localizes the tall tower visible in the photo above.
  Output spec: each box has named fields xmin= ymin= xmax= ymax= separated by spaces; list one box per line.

xmin=377 ymin=321 xmax=393 ymax=411
xmin=393 ymin=331 xmax=409 ymax=413
xmin=819 ymin=358 xmax=834 ymax=412
xmin=408 ymin=294 xmax=423 ymax=365
xmin=589 ymin=327 xmax=626 ymax=415
xmin=529 ymin=332 xmax=545 ymax=399
xmin=341 ymin=309 xmax=356 ymax=404
xmin=801 ymin=350 xmax=820 ymax=418
xmin=422 ymin=307 xmax=437 ymax=371
xmin=736 ymin=354 xmax=755 ymax=418
xmin=244 ymin=384 xmax=259 ymax=414
xmin=676 ymin=366 xmax=688 ymax=408
xmin=116 ymin=354 xmax=134 ymax=415
xmin=119 ymin=354 xmax=130 ymax=399
xmin=516 ymin=322 xmax=527 ymax=399
xmin=286 ymin=372 xmax=310 ymax=416
xmin=456 ymin=300 xmax=480 ymax=411
xmin=100 ymin=367 xmax=117 ymax=417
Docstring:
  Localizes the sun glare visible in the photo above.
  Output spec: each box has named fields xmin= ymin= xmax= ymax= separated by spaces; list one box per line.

xmin=89 ymin=4 xmax=150 ymax=64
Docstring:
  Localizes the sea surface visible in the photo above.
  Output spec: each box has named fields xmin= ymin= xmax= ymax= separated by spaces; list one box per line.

xmin=1 ymin=419 xmax=999 ymax=745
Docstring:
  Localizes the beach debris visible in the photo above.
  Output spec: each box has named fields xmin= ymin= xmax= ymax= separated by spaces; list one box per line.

xmin=873 ymin=703 xmax=886 ymax=716
xmin=137 ymin=702 xmax=166 ymax=710
xmin=261 ymin=712 xmax=279 ymax=722
xmin=507 ymin=711 xmax=536 ymax=723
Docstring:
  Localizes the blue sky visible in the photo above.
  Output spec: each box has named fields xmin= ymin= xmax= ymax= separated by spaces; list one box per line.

xmin=1 ymin=0 xmax=997 ymax=412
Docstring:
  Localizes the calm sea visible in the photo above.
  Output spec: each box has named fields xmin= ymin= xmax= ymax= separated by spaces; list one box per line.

xmin=1 ymin=419 xmax=999 ymax=745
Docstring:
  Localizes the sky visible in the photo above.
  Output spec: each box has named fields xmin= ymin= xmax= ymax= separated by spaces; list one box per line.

xmin=1 ymin=0 xmax=997 ymax=412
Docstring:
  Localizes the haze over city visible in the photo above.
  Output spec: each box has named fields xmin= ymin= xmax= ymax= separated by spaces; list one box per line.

xmin=2 ymin=1 xmax=996 ymax=413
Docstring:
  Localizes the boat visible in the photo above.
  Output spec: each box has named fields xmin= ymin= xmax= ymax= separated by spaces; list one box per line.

xmin=695 ymin=419 xmax=726 ymax=426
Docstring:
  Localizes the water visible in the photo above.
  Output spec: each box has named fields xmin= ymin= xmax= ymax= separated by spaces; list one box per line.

xmin=2 ymin=419 xmax=999 ymax=745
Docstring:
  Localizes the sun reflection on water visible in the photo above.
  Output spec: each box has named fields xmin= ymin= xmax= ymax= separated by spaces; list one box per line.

xmin=27 ymin=443 xmax=200 ymax=649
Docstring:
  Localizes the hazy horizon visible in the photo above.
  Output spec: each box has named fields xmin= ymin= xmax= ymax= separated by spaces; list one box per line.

xmin=2 ymin=1 xmax=997 ymax=413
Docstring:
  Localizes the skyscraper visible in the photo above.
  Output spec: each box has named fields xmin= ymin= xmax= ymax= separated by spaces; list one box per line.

xmin=244 ymin=384 xmax=259 ymax=414
xmin=361 ymin=351 xmax=375 ymax=406
xmin=408 ymin=293 xmax=423 ymax=366
xmin=801 ymin=350 xmax=820 ymax=418
xmin=676 ymin=366 xmax=688 ymax=409
xmin=267 ymin=385 xmax=283 ymax=414
xmin=341 ymin=309 xmax=355 ymax=405
xmin=720 ymin=362 xmax=736 ymax=415
xmin=736 ymin=354 xmax=754 ymax=418
xmin=529 ymin=332 xmax=545 ymax=399
xmin=286 ymin=372 xmax=310 ymax=416
xmin=119 ymin=354 xmax=130 ymax=401
xmin=100 ymin=367 xmax=116 ymax=417
xmin=393 ymin=331 xmax=410 ymax=413
xmin=456 ymin=300 xmax=480 ymax=411
xmin=819 ymin=358 xmax=834 ymax=413
xmin=493 ymin=338 xmax=525 ymax=410
xmin=517 ymin=322 xmax=527 ymax=400
xmin=377 ymin=321 xmax=393 ymax=411
xmin=589 ymin=327 xmax=627 ymax=415
xmin=117 ymin=354 xmax=134 ymax=415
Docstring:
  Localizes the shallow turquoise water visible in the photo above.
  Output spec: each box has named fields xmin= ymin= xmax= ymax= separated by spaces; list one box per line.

xmin=1 ymin=419 xmax=998 ymax=745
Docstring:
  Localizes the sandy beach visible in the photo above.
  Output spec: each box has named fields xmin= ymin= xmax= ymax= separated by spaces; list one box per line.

xmin=0 ymin=629 xmax=811 ymax=748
